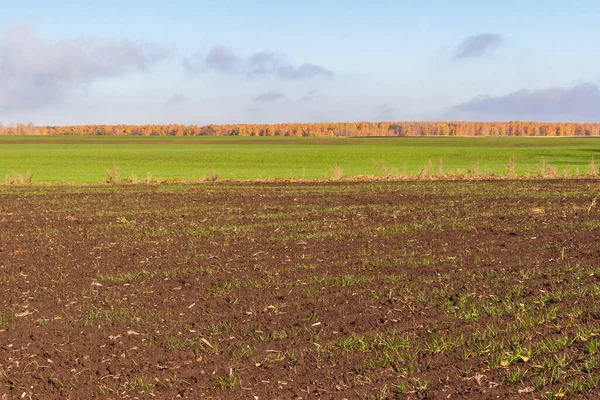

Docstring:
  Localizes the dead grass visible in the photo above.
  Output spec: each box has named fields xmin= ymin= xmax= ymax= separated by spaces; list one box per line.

xmin=539 ymin=157 xmax=559 ymax=178
xmin=372 ymin=159 xmax=405 ymax=179
xmin=4 ymin=157 xmax=600 ymax=187
xmin=419 ymin=159 xmax=434 ymax=179
xmin=506 ymin=155 xmax=518 ymax=177
xmin=203 ymin=170 xmax=220 ymax=182
xmin=104 ymin=164 xmax=121 ymax=183
xmin=322 ymin=165 xmax=344 ymax=181
xmin=589 ymin=157 xmax=598 ymax=177
xmin=4 ymin=171 xmax=34 ymax=185
xmin=437 ymin=158 xmax=445 ymax=177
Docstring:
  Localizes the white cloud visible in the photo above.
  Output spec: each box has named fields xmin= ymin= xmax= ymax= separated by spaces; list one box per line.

xmin=0 ymin=26 xmax=173 ymax=110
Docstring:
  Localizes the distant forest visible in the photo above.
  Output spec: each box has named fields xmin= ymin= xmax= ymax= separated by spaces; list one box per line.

xmin=2 ymin=121 xmax=600 ymax=137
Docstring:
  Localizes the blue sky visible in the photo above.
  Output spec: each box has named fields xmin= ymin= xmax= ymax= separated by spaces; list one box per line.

xmin=1 ymin=0 xmax=599 ymax=125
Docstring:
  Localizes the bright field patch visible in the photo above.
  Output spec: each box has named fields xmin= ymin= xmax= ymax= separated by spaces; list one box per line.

xmin=0 ymin=136 xmax=599 ymax=182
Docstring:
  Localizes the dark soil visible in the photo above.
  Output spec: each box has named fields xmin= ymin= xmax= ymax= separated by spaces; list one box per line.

xmin=1 ymin=180 xmax=600 ymax=399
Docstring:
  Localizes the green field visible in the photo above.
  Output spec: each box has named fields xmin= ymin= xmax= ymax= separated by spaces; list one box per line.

xmin=0 ymin=136 xmax=599 ymax=183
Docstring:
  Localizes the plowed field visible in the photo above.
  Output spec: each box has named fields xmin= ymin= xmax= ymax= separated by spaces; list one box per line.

xmin=1 ymin=181 xmax=600 ymax=399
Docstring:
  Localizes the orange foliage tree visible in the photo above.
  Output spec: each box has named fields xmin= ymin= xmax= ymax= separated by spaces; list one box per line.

xmin=1 ymin=121 xmax=599 ymax=137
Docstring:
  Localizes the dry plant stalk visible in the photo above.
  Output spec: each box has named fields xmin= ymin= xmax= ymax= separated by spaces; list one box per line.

xmin=589 ymin=157 xmax=598 ymax=177
xmin=105 ymin=164 xmax=121 ymax=183
xmin=372 ymin=159 xmax=399 ymax=178
xmin=471 ymin=161 xmax=480 ymax=178
xmin=330 ymin=165 xmax=344 ymax=181
xmin=419 ymin=160 xmax=434 ymax=179
xmin=437 ymin=158 xmax=445 ymax=177
xmin=588 ymin=197 xmax=597 ymax=214
xmin=506 ymin=155 xmax=517 ymax=177
xmin=539 ymin=157 xmax=558 ymax=178
xmin=4 ymin=171 xmax=34 ymax=185
xmin=204 ymin=170 xmax=220 ymax=182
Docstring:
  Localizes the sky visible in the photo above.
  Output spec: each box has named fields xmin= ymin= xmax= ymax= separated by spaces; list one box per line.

xmin=1 ymin=0 xmax=599 ymax=125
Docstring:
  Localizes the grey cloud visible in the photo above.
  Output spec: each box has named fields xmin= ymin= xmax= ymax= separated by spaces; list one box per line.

xmin=376 ymin=104 xmax=397 ymax=121
xmin=247 ymin=51 xmax=286 ymax=76
xmin=165 ymin=93 xmax=185 ymax=106
xmin=298 ymin=90 xmax=321 ymax=102
xmin=0 ymin=26 xmax=172 ymax=110
xmin=205 ymin=46 xmax=240 ymax=72
xmin=454 ymin=33 xmax=503 ymax=60
xmin=254 ymin=91 xmax=286 ymax=102
xmin=184 ymin=46 xmax=333 ymax=80
xmin=276 ymin=63 xmax=333 ymax=80
xmin=452 ymin=83 xmax=600 ymax=121
xmin=182 ymin=51 xmax=206 ymax=75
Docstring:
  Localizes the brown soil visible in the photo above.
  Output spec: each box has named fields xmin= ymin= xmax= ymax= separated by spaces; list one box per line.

xmin=1 ymin=181 xmax=600 ymax=399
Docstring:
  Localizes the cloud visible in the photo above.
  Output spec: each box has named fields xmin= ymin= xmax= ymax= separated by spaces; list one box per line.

xmin=452 ymin=83 xmax=600 ymax=121
xmin=246 ymin=51 xmax=286 ymax=77
xmin=254 ymin=91 xmax=286 ymax=102
xmin=0 ymin=26 xmax=172 ymax=110
xmin=277 ymin=63 xmax=333 ymax=80
xmin=375 ymin=104 xmax=397 ymax=121
xmin=205 ymin=46 xmax=239 ymax=72
xmin=165 ymin=93 xmax=185 ymax=106
xmin=184 ymin=46 xmax=333 ymax=80
xmin=454 ymin=33 xmax=503 ymax=60
xmin=298 ymin=90 xmax=321 ymax=102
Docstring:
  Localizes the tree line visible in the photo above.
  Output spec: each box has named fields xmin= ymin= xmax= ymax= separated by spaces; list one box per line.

xmin=2 ymin=121 xmax=600 ymax=137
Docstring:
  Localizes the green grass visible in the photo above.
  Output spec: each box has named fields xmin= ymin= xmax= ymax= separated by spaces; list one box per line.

xmin=0 ymin=136 xmax=599 ymax=182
